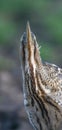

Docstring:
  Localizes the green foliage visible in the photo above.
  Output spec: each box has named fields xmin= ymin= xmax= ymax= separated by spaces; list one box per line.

xmin=45 ymin=15 xmax=62 ymax=44
xmin=0 ymin=1 xmax=62 ymax=44
xmin=0 ymin=19 xmax=16 ymax=45
xmin=0 ymin=0 xmax=62 ymax=45
xmin=40 ymin=43 xmax=56 ymax=61
xmin=0 ymin=56 xmax=15 ymax=71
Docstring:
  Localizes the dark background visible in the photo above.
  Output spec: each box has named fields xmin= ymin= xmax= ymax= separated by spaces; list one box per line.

xmin=0 ymin=0 xmax=62 ymax=130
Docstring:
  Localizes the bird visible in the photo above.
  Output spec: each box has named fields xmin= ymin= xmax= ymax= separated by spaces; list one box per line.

xmin=20 ymin=22 xmax=62 ymax=130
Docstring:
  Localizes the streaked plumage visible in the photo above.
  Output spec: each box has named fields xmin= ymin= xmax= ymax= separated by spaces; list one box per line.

xmin=20 ymin=22 xmax=62 ymax=130
xmin=43 ymin=62 xmax=62 ymax=106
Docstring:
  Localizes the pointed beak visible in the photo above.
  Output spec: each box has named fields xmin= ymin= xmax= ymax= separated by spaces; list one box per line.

xmin=26 ymin=21 xmax=32 ymax=47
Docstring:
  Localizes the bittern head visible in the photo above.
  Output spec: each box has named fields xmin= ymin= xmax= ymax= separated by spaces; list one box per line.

xmin=20 ymin=22 xmax=42 ymax=74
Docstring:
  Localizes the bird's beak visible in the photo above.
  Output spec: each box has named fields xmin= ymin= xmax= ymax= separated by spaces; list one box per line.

xmin=26 ymin=22 xmax=32 ymax=48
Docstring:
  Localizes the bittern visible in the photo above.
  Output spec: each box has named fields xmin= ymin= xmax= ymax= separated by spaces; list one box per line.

xmin=20 ymin=22 xmax=62 ymax=130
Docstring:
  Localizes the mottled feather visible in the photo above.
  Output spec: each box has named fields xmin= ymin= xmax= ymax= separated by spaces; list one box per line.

xmin=43 ymin=62 xmax=62 ymax=106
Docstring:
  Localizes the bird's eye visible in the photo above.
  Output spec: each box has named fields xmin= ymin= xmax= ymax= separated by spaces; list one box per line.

xmin=20 ymin=32 xmax=27 ymax=45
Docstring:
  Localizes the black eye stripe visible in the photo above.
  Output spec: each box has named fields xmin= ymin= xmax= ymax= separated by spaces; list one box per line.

xmin=34 ymin=42 xmax=36 ymax=56
xmin=22 ymin=45 xmax=25 ymax=63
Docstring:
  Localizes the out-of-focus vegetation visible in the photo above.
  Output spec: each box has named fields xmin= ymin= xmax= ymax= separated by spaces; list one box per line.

xmin=0 ymin=56 xmax=15 ymax=71
xmin=0 ymin=0 xmax=62 ymax=71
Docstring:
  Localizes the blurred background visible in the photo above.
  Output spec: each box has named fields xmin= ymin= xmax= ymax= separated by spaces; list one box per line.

xmin=0 ymin=0 xmax=62 ymax=130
